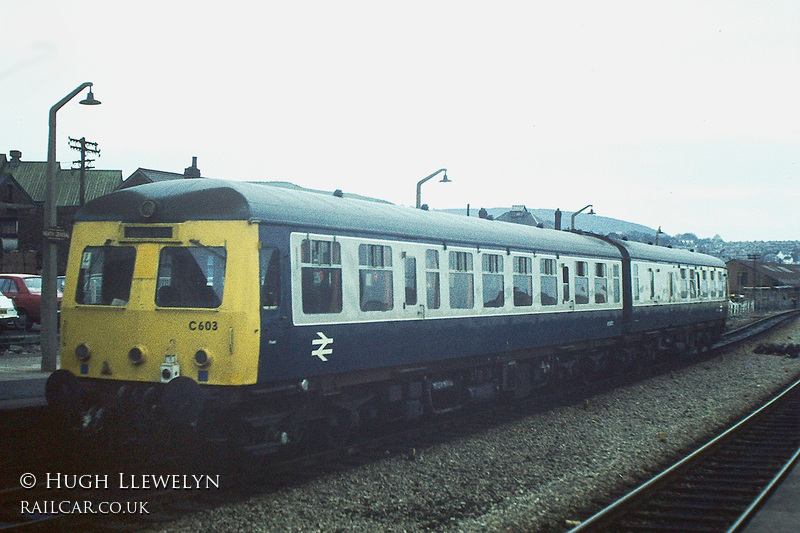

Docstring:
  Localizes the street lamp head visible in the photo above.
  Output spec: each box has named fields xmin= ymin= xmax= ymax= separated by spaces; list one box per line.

xmin=80 ymin=89 xmax=101 ymax=105
xmin=588 ymin=206 xmax=595 ymax=215
xmin=440 ymin=172 xmax=451 ymax=183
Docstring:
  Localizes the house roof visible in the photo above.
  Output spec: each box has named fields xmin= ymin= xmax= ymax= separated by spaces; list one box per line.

xmin=0 ymin=157 xmax=122 ymax=206
xmin=120 ymin=168 xmax=186 ymax=188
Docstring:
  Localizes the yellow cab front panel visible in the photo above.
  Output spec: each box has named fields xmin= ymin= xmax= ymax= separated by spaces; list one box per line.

xmin=60 ymin=220 xmax=260 ymax=386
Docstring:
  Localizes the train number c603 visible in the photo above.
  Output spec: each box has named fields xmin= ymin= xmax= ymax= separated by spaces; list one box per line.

xmin=189 ymin=320 xmax=218 ymax=331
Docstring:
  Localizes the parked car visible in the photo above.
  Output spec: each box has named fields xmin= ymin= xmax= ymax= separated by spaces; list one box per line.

xmin=0 ymin=274 xmax=62 ymax=330
xmin=0 ymin=293 xmax=19 ymax=330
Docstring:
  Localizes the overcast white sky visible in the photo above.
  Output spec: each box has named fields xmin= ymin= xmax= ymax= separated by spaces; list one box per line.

xmin=2 ymin=1 xmax=799 ymax=241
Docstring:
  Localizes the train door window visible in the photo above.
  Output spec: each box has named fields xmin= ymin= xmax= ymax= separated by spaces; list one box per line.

xmin=648 ymin=269 xmax=655 ymax=300
xmin=612 ymin=264 xmax=621 ymax=303
xmin=513 ymin=256 xmax=533 ymax=307
xmin=156 ymin=246 xmax=226 ymax=308
xmin=404 ymin=256 xmax=417 ymax=306
xmin=575 ymin=261 xmax=589 ymax=305
xmin=300 ymin=239 xmax=342 ymax=314
xmin=449 ymin=251 xmax=474 ymax=309
xmin=540 ymin=258 xmax=557 ymax=306
xmin=426 ymin=250 xmax=441 ymax=309
xmin=594 ymin=263 xmax=608 ymax=304
xmin=701 ymin=271 xmax=709 ymax=298
xmin=359 ymin=244 xmax=393 ymax=312
xmin=669 ymin=272 xmax=675 ymax=300
xmin=76 ymin=246 xmax=136 ymax=306
xmin=562 ymin=264 xmax=570 ymax=302
xmin=259 ymin=247 xmax=280 ymax=309
xmin=632 ymin=264 xmax=640 ymax=301
xmin=679 ymin=269 xmax=688 ymax=299
xmin=482 ymin=253 xmax=504 ymax=308
xmin=689 ymin=269 xmax=697 ymax=299
xmin=710 ymin=271 xmax=717 ymax=298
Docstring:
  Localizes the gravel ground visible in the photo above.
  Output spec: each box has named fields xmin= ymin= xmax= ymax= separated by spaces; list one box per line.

xmin=148 ymin=315 xmax=800 ymax=533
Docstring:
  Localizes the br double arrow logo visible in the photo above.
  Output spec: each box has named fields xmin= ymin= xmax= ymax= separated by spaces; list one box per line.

xmin=311 ymin=332 xmax=334 ymax=361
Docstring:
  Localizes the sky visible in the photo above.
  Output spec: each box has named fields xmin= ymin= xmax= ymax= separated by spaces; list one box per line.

xmin=2 ymin=0 xmax=799 ymax=241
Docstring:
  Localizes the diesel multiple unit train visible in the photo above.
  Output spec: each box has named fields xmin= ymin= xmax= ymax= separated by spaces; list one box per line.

xmin=46 ymin=179 xmax=727 ymax=452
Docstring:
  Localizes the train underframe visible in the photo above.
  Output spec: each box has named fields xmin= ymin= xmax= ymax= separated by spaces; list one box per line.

xmin=47 ymin=319 xmax=725 ymax=461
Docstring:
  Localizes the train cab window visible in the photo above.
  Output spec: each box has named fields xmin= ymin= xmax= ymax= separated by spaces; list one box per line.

xmin=575 ymin=261 xmax=589 ymax=305
xmin=540 ymin=258 xmax=558 ymax=306
xmin=426 ymin=250 xmax=441 ymax=310
xmin=612 ymin=264 xmax=621 ymax=303
xmin=449 ymin=251 xmax=474 ymax=309
xmin=404 ymin=256 xmax=417 ymax=306
xmin=482 ymin=254 xmax=504 ymax=308
xmin=300 ymin=239 xmax=342 ymax=314
xmin=359 ymin=244 xmax=393 ymax=312
xmin=76 ymin=246 xmax=136 ymax=306
xmin=513 ymin=256 xmax=533 ymax=307
xmin=595 ymin=263 xmax=608 ymax=304
xmin=260 ymin=247 xmax=280 ymax=309
xmin=156 ymin=246 xmax=226 ymax=308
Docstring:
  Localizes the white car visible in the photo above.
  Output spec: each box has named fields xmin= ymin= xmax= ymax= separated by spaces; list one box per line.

xmin=0 ymin=292 xmax=18 ymax=330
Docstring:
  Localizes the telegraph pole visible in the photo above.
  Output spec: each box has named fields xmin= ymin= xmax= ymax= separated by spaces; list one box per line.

xmin=69 ymin=136 xmax=100 ymax=205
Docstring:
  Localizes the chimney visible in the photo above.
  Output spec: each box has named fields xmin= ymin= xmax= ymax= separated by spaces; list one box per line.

xmin=9 ymin=150 xmax=22 ymax=168
xmin=554 ymin=208 xmax=562 ymax=230
xmin=183 ymin=156 xmax=201 ymax=178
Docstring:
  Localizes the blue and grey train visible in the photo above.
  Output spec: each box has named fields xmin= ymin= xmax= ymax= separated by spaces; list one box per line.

xmin=46 ymin=179 xmax=727 ymax=452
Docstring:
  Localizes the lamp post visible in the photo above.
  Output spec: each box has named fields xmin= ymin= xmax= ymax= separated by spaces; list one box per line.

xmin=41 ymin=83 xmax=101 ymax=373
xmin=416 ymin=168 xmax=450 ymax=209
xmin=570 ymin=204 xmax=595 ymax=231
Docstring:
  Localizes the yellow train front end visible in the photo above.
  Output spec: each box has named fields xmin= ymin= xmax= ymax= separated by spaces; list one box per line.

xmin=51 ymin=218 xmax=261 ymax=435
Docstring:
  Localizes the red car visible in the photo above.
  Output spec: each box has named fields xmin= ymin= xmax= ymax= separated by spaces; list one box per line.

xmin=0 ymin=274 xmax=62 ymax=330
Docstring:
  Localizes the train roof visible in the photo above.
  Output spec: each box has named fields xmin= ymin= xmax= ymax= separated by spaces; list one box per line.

xmin=77 ymin=179 xmax=620 ymax=258
xmin=614 ymin=238 xmax=725 ymax=268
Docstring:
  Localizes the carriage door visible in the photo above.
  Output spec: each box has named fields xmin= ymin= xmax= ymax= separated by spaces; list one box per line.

xmin=259 ymin=242 xmax=288 ymax=359
xmin=402 ymin=251 xmax=425 ymax=319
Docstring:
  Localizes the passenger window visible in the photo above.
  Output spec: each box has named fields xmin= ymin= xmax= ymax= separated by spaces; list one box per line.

xmin=260 ymin=247 xmax=280 ymax=309
xmin=156 ymin=246 xmax=226 ymax=308
xmin=359 ymin=244 xmax=393 ymax=311
xmin=76 ymin=246 xmax=136 ymax=306
xmin=595 ymin=263 xmax=607 ymax=304
xmin=482 ymin=254 xmax=504 ymax=308
xmin=300 ymin=239 xmax=342 ymax=314
xmin=426 ymin=250 xmax=441 ymax=310
xmin=612 ymin=264 xmax=621 ymax=303
xmin=449 ymin=251 xmax=474 ymax=309
xmin=575 ymin=261 xmax=589 ymax=305
xmin=513 ymin=256 xmax=533 ymax=307
xmin=405 ymin=256 xmax=417 ymax=306
xmin=689 ymin=269 xmax=697 ymax=299
xmin=540 ymin=258 xmax=557 ymax=306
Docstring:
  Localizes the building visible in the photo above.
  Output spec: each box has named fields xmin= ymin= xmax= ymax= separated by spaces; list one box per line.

xmin=120 ymin=157 xmax=201 ymax=189
xmin=726 ymin=258 xmax=800 ymax=310
xmin=0 ymin=150 xmax=122 ymax=274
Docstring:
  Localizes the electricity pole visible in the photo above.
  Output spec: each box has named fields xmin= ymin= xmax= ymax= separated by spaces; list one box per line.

xmin=69 ymin=136 xmax=100 ymax=205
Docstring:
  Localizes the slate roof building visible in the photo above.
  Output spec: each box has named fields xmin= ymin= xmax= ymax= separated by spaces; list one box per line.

xmin=0 ymin=150 xmax=122 ymax=273
xmin=726 ymin=258 xmax=800 ymax=310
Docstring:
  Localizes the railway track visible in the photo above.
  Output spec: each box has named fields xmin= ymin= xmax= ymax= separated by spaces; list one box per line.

xmin=569 ymin=367 xmax=800 ymax=532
